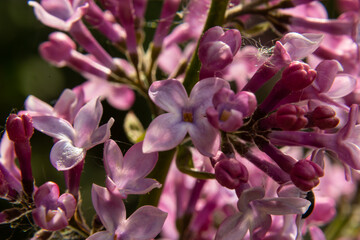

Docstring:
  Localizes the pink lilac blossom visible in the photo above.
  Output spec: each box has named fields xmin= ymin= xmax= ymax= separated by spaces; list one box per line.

xmin=30 ymin=98 xmax=114 ymax=171
xmin=143 ymin=77 xmax=230 ymax=156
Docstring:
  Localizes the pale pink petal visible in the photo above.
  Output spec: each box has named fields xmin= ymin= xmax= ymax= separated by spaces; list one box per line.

xmin=50 ymin=140 xmax=85 ymax=171
xmin=88 ymin=118 xmax=114 ymax=148
xmin=53 ymin=89 xmax=78 ymax=119
xmin=74 ymin=98 xmax=102 ymax=146
xmin=256 ymin=197 xmax=311 ymax=215
xmin=188 ymin=118 xmax=220 ymax=157
xmin=326 ymin=74 xmax=357 ymax=98
xmin=118 ymin=178 xmax=161 ymax=196
xmin=121 ymin=141 xmax=158 ymax=179
xmin=29 ymin=1 xmax=69 ymax=31
xmin=24 ymin=95 xmax=54 ymax=115
xmin=148 ymin=80 xmax=188 ymax=113
xmin=91 ymin=184 xmax=126 ymax=233
xmin=308 ymin=226 xmax=326 ymax=240
xmin=32 ymin=115 xmax=75 ymax=141
xmin=143 ymin=113 xmax=187 ymax=153
xmin=103 ymin=140 xmax=125 ymax=182
xmin=121 ymin=206 xmax=167 ymax=239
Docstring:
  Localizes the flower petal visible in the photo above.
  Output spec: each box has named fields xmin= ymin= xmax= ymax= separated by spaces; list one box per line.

xmin=121 ymin=206 xmax=167 ymax=239
xmin=24 ymin=95 xmax=54 ymax=116
xmin=143 ymin=113 xmax=187 ymax=153
xmin=91 ymin=184 xmax=126 ymax=233
xmin=32 ymin=206 xmax=69 ymax=231
xmin=88 ymin=118 xmax=114 ymax=148
xmin=256 ymin=197 xmax=311 ymax=215
xmin=119 ymin=178 xmax=162 ymax=196
xmin=103 ymin=140 xmax=125 ymax=182
xmin=188 ymin=118 xmax=220 ymax=157
xmin=107 ymin=84 xmax=135 ymax=110
xmin=32 ymin=115 xmax=75 ymax=141
xmin=58 ymin=193 xmax=76 ymax=219
xmin=87 ymin=231 xmax=114 ymax=240
xmin=50 ymin=140 xmax=85 ymax=171
xmin=215 ymin=214 xmax=250 ymax=240
xmin=34 ymin=182 xmax=60 ymax=208
xmin=189 ymin=77 xmax=230 ymax=111
xmin=74 ymin=98 xmax=103 ymax=146
xmin=148 ymin=79 xmax=187 ymax=113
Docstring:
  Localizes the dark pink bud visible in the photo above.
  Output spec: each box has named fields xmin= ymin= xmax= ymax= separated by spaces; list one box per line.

xmin=214 ymin=158 xmax=249 ymax=189
xmin=276 ymin=104 xmax=308 ymax=130
xmin=280 ymin=61 xmax=317 ymax=91
xmin=290 ymin=159 xmax=324 ymax=191
xmin=307 ymin=106 xmax=340 ymax=129
xmin=6 ymin=114 xmax=34 ymax=142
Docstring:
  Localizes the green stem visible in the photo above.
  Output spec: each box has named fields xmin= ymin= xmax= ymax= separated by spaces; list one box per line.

xmin=137 ymin=148 xmax=176 ymax=207
xmin=182 ymin=0 xmax=230 ymax=94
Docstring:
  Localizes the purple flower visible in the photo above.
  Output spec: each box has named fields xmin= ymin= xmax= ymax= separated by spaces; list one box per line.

xmin=104 ymin=140 xmax=161 ymax=198
xmin=143 ymin=78 xmax=230 ymax=156
xmin=88 ymin=184 xmax=167 ymax=240
xmin=32 ymin=181 xmax=76 ymax=231
xmin=31 ymin=98 xmax=114 ymax=171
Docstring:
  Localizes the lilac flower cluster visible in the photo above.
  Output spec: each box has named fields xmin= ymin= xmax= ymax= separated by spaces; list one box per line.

xmin=1 ymin=0 xmax=360 ymax=239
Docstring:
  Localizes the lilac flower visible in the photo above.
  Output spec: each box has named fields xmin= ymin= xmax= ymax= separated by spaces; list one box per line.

xmin=143 ymin=78 xmax=230 ymax=156
xmin=31 ymin=98 xmax=114 ymax=171
xmin=103 ymin=139 xmax=161 ymax=198
xmin=88 ymin=184 xmax=167 ymax=240
xmin=32 ymin=181 xmax=76 ymax=231
xmin=215 ymin=187 xmax=310 ymax=240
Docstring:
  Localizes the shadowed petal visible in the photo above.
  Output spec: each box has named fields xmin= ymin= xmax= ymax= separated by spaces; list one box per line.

xmin=143 ymin=113 xmax=187 ymax=153
xmin=88 ymin=118 xmax=114 ymax=148
xmin=32 ymin=206 xmax=69 ymax=231
xmin=50 ymin=140 xmax=85 ymax=171
xmin=91 ymin=184 xmax=126 ymax=233
xmin=188 ymin=118 xmax=220 ymax=157
xmin=120 ymin=206 xmax=167 ymax=239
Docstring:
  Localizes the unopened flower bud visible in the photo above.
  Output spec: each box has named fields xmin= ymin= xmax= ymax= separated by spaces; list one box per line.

xmin=307 ymin=105 xmax=340 ymax=129
xmin=276 ymin=104 xmax=308 ymax=130
xmin=214 ymin=158 xmax=249 ymax=189
xmin=290 ymin=159 xmax=324 ymax=191
xmin=6 ymin=114 xmax=34 ymax=142
xmin=280 ymin=61 xmax=317 ymax=91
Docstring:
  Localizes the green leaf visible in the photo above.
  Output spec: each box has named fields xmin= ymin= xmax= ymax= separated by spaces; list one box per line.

xmin=176 ymin=146 xmax=215 ymax=179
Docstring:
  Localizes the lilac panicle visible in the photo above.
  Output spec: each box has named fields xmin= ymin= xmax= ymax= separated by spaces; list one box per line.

xmin=32 ymin=181 xmax=76 ymax=231
xmin=88 ymin=184 xmax=167 ymax=240
xmin=31 ymin=98 xmax=114 ymax=171
xmin=143 ymin=78 xmax=230 ymax=157
xmin=104 ymin=140 xmax=161 ymax=198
